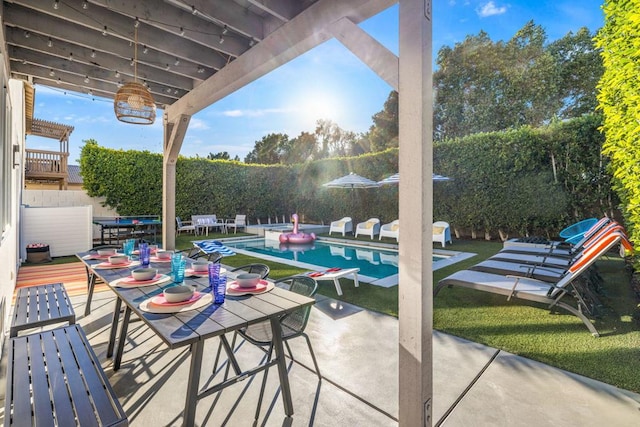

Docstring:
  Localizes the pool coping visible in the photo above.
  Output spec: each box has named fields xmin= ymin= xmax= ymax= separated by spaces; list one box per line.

xmin=212 ymin=235 xmax=476 ymax=288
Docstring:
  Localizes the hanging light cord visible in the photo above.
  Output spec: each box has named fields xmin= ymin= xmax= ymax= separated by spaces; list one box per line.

xmin=134 ymin=27 xmax=138 ymax=83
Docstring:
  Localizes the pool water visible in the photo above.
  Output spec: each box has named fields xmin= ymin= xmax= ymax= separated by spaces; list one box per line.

xmin=221 ymin=238 xmax=450 ymax=281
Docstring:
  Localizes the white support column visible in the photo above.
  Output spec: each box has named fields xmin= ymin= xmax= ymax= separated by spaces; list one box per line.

xmin=162 ymin=113 xmax=190 ymax=250
xmin=398 ymin=0 xmax=433 ymax=426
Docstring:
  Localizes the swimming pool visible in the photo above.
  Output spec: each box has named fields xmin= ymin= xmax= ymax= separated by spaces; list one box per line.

xmin=219 ymin=238 xmax=474 ymax=287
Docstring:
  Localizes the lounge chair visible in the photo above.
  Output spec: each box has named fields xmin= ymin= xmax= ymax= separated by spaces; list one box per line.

xmin=471 ymin=229 xmax=630 ymax=283
xmin=226 ymin=214 xmax=246 ymax=234
xmin=433 ymin=221 xmax=452 ymax=247
xmin=355 ymin=218 xmax=380 ymax=239
xmin=329 ymin=217 xmax=353 ymax=236
xmin=379 ymin=219 xmax=399 ymax=242
xmin=435 ymin=231 xmax=629 ymax=337
xmin=176 ymin=216 xmax=196 ymax=235
xmin=500 ymin=217 xmax=615 ymax=258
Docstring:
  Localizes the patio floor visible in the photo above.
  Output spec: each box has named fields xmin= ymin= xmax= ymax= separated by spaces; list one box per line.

xmin=2 ymin=288 xmax=639 ymax=426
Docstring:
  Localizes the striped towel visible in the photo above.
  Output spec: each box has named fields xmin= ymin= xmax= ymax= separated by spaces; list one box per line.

xmin=193 ymin=240 xmax=235 ymax=256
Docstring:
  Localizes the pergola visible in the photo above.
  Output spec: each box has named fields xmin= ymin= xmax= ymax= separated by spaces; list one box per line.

xmin=1 ymin=0 xmax=434 ymax=424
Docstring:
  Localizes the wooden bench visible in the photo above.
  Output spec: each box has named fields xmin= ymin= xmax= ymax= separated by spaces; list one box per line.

xmin=10 ymin=283 xmax=76 ymax=337
xmin=4 ymin=324 xmax=128 ymax=426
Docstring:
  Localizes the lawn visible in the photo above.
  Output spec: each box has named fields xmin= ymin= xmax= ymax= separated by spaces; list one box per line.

xmin=50 ymin=233 xmax=640 ymax=393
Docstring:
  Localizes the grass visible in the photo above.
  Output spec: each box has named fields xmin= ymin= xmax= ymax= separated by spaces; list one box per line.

xmin=43 ymin=233 xmax=640 ymax=393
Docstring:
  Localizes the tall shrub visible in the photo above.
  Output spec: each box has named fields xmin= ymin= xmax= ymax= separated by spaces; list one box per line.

xmin=595 ymin=0 xmax=640 ymax=250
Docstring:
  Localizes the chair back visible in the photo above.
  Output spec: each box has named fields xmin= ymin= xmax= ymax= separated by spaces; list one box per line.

xmin=205 ymin=251 xmax=223 ymax=263
xmin=553 ymin=231 xmax=624 ymax=296
xmin=235 ymin=215 xmax=246 ymax=226
xmin=231 ymin=263 xmax=270 ymax=279
xmin=275 ymin=276 xmax=318 ymax=335
xmin=176 ymin=217 xmax=184 ymax=227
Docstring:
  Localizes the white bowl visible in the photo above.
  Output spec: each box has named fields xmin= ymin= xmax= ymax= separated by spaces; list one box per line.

xmin=191 ymin=260 xmax=210 ymax=272
xmin=156 ymin=250 xmax=173 ymax=260
xmin=108 ymin=255 xmax=129 ymax=265
xmin=236 ymin=273 xmax=261 ymax=288
xmin=131 ymin=268 xmax=157 ymax=281
xmin=98 ymin=248 xmax=117 ymax=256
xmin=164 ymin=285 xmax=195 ymax=303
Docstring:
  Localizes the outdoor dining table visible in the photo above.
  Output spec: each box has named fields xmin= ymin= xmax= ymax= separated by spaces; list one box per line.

xmin=76 ymin=251 xmax=315 ymax=426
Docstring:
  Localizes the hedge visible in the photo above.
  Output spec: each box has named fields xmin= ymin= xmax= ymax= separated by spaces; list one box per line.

xmin=80 ymin=114 xmax=616 ymax=239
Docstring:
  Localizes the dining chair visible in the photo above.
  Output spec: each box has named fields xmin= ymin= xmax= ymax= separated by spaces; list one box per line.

xmin=230 ymin=263 xmax=270 ymax=279
xmin=237 ymin=275 xmax=320 ymax=421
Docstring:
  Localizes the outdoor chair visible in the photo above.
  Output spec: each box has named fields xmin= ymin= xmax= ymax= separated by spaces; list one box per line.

xmin=226 ymin=214 xmax=246 ymax=234
xmin=230 ymin=263 xmax=270 ymax=279
xmin=435 ymin=231 xmax=630 ymax=337
xmin=236 ymin=275 xmax=320 ymax=421
xmin=176 ymin=216 xmax=196 ymax=235
xmin=355 ymin=248 xmax=380 ymax=265
xmin=379 ymin=219 xmax=399 ymax=242
xmin=499 ymin=217 xmax=617 ymax=258
xmin=489 ymin=225 xmax=633 ymax=268
xmin=329 ymin=245 xmax=352 ymax=260
xmin=433 ymin=221 xmax=452 ymax=247
xmin=354 ymin=218 xmax=380 ymax=239
xmin=329 ymin=217 xmax=353 ymax=236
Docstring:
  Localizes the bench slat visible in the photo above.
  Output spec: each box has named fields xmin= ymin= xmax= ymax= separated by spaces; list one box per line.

xmin=42 ymin=328 xmax=78 ymax=426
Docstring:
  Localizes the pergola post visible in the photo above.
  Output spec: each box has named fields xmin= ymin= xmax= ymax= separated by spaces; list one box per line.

xmin=162 ymin=113 xmax=190 ymax=250
xmin=398 ymin=0 xmax=433 ymax=425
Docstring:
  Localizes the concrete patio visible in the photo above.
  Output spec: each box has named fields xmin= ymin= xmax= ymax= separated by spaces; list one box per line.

xmin=2 ymin=288 xmax=639 ymax=426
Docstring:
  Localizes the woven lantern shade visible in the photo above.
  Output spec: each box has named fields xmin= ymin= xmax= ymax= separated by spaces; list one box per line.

xmin=114 ymin=26 xmax=156 ymax=125
xmin=114 ymin=82 xmax=156 ymax=124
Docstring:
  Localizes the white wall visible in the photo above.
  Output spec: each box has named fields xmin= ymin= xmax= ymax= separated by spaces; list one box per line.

xmin=23 ymin=189 xmax=118 ymax=240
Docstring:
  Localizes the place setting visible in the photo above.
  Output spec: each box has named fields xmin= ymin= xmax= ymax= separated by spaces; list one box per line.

xmin=83 ymin=248 xmax=121 ymax=260
xmin=93 ymin=254 xmax=140 ymax=269
xmin=226 ymin=273 xmax=274 ymax=296
xmin=185 ymin=259 xmax=227 ymax=277
xmin=110 ymin=268 xmax=172 ymax=288
xmin=139 ymin=285 xmax=212 ymax=313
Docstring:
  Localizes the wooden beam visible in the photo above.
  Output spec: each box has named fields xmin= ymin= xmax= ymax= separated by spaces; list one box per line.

xmin=331 ymin=17 xmax=398 ymax=91
xmin=162 ymin=113 xmax=190 ymax=250
xmin=166 ymin=0 xmax=397 ymax=123
xmin=398 ymin=0 xmax=433 ymax=425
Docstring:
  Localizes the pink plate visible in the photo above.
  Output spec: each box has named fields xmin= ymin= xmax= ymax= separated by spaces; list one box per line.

xmin=150 ymin=256 xmax=172 ymax=262
xmin=150 ymin=292 xmax=202 ymax=306
xmin=227 ymin=279 xmax=269 ymax=293
xmin=185 ymin=268 xmax=208 ymax=276
xmin=121 ymin=274 xmax=163 ymax=284
xmin=97 ymin=260 xmax=132 ymax=267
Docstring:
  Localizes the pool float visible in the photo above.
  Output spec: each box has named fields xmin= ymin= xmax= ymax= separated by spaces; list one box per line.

xmin=279 ymin=213 xmax=316 ymax=244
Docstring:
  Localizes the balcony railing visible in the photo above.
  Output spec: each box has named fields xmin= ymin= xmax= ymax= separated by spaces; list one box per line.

xmin=24 ymin=149 xmax=69 ymax=188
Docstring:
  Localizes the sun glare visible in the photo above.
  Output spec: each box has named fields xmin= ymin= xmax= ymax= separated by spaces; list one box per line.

xmin=295 ymin=91 xmax=344 ymax=129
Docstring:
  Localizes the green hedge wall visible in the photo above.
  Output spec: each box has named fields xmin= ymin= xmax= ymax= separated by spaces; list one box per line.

xmin=80 ymin=114 xmax=615 ymax=239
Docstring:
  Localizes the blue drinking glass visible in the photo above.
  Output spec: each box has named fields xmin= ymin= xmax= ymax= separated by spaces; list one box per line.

xmin=208 ymin=263 xmax=225 ymax=304
xmin=139 ymin=242 xmax=150 ymax=268
xmin=171 ymin=253 xmax=186 ymax=283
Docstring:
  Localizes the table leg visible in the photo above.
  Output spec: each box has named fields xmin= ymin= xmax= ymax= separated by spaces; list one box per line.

xmin=183 ymin=341 xmax=204 ymax=427
xmin=100 ymin=225 xmax=105 ymax=245
xmin=333 ymin=278 xmax=343 ymax=296
xmin=84 ymin=271 xmax=97 ymax=316
xmin=353 ymin=272 xmax=360 ymax=288
xmin=114 ymin=305 xmax=132 ymax=371
xmin=106 ymin=297 xmax=122 ymax=358
xmin=270 ymin=317 xmax=294 ymax=416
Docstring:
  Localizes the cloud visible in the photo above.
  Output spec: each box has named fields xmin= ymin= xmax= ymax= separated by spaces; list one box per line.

xmin=221 ymin=108 xmax=290 ymax=118
xmin=189 ymin=117 xmax=210 ymax=130
xmin=476 ymin=1 xmax=507 ymax=17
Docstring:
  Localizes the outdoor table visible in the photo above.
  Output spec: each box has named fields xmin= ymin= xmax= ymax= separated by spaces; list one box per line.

xmin=93 ymin=218 xmax=162 ymax=245
xmin=77 ymin=251 xmax=315 ymax=426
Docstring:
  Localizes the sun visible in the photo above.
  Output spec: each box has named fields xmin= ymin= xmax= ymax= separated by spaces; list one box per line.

xmin=296 ymin=91 xmax=343 ymax=128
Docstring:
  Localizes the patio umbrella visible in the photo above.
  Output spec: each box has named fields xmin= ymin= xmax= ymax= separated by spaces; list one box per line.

xmin=377 ymin=173 xmax=451 ymax=185
xmin=323 ymin=172 xmax=381 ymax=189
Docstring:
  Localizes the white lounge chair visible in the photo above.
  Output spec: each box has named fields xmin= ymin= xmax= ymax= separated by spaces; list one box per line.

xmin=176 ymin=217 xmax=196 ymax=235
xmin=433 ymin=221 xmax=452 ymax=247
xmin=355 ymin=218 xmax=380 ymax=239
xmin=379 ymin=219 xmax=399 ymax=242
xmin=329 ymin=217 xmax=353 ymax=236
xmin=226 ymin=214 xmax=246 ymax=234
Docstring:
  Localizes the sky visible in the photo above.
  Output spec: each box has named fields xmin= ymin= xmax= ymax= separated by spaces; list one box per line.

xmin=27 ymin=0 xmax=605 ymax=165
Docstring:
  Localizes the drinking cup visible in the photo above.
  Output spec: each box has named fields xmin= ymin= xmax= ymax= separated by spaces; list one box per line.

xmin=208 ymin=263 xmax=225 ymax=304
xmin=123 ymin=239 xmax=135 ymax=256
xmin=139 ymin=243 xmax=150 ymax=268
xmin=171 ymin=252 xmax=186 ymax=283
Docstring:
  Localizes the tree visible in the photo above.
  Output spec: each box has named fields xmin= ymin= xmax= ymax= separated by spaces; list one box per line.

xmin=548 ymin=27 xmax=603 ymax=119
xmin=313 ymin=119 xmax=359 ymax=158
xmin=244 ymin=133 xmax=290 ymax=164
xmin=368 ymin=90 xmax=398 ymax=151
xmin=207 ymin=151 xmax=233 ymax=160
